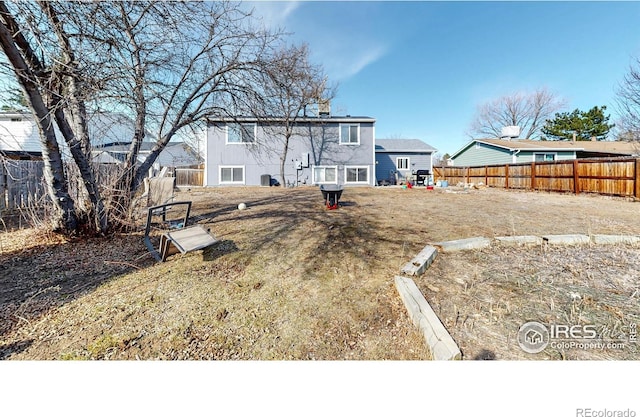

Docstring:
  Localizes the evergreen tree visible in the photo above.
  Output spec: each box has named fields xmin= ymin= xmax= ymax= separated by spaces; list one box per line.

xmin=542 ymin=106 xmax=614 ymax=141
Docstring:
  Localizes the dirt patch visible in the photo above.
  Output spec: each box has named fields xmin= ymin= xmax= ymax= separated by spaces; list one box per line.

xmin=423 ymin=243 xmax=639 ymax=360
xmin=1 ymin=185 xmax=639 ymax=359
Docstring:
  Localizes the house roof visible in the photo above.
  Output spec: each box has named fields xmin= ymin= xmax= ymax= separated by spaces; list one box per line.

xmin=0 ymin=111 xmax=154 ymax=154
xmin=96 ymin=142 xmax=156 ymax=153
xmin=153 ymin=142 xmax=201 ymax=168
xmin=88 ymin=112 xmax=154 ymax=147
xmin=98 ymin=141 xmax=201 ymax=167
xmin=207 ymin=115 xmax=375 ymax=124
xmin=91 ymin=150 xmax=122 ymax=164
xmin=451 ymin=138 xmax=640 ymax=159
xmin=375 ymin=139 xmax=437 ymax=153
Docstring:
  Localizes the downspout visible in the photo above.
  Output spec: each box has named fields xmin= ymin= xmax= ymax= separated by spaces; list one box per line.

xmin=513 ymin=149 xmax=521 ymax=163
xmin=372 ymin=123 xmax=376 ymax=186
xmin=203 ymin=124 xmax=209 ymax=186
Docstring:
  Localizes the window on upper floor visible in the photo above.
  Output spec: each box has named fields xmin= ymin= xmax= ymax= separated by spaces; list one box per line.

xmin=226 ymin=123 xmax=256 ymax=144
xmin=339 ymin=124 xmax=359 ymax=145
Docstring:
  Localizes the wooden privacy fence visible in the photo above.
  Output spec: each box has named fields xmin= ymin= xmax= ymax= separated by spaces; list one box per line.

xmin=175 ymin=168 xmax=204 ymax=187
xmin=433 ymin=157 xmax=640 ymax=199
xmin=0 ymin=159 xmax=46 ymax=211
xmin=0 ymin=160 xmax=194 ymax=213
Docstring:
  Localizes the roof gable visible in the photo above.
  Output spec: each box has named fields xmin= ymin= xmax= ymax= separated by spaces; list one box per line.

xmin=207 ymin=115 xmax=375 ymax=124
xmin=375 ymin=139 xmax=437 ymax=152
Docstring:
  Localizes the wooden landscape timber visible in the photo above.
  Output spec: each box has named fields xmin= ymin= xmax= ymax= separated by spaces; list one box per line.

xmin=395 ymin=275 xmax=462 ymax=361
xmin=434 ymin=157 xmax=640 ymax=198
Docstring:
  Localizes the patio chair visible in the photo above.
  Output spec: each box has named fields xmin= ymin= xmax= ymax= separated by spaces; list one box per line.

xmin=143 ymin=201 xmax=218 ymax=262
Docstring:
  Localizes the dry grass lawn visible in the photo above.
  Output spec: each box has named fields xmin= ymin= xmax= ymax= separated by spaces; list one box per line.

xmin=1 ymin=185 xmax=639 ymax=360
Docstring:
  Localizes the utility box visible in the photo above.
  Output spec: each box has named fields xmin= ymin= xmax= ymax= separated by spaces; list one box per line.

xmin=260 ymin=174 xmax=271 ymax=187
xmin=301 ymin=152 xmax=310 ymax=168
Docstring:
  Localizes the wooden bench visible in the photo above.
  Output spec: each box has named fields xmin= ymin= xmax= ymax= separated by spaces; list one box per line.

xmin=144 ymin=201 xmax=218 ymax=262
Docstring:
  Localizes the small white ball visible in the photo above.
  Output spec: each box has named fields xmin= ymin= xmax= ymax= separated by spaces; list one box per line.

xmin=238 ymin=203 xmax=247 ymax=210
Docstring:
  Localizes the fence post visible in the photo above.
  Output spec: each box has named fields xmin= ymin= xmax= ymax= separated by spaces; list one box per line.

xmin=635 ymin=158 xmax=640 ymax=199
xmin=573 ymin=159 xmax=580 ymax=194
xmin=505 ymin=164 xmax=509 ymax=189
xmin=485 ymin=166 xmax=488 ymax=185
xmin=530 ymin=162 xmax=536 ymax=191
xmin=466 ymin=167 xmax=470 ymax=184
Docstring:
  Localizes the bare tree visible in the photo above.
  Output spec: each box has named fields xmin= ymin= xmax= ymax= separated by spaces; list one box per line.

xmin=0 ymin=0 xmax=286 ymax=234
xmin=252 ymin=43 xmax=336 ymax=185
xmin=432 ymin=152 xmax=450 ymax=167
xmin=615 ymin=56 xmax=640 ymax=140
xmin=468 ymin=87 xmax=566 ymax=139
xmin=0 ymin=1 xmax=85 ymax=231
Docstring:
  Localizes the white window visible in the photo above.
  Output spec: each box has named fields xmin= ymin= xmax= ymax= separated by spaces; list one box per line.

xmin=345 ymin=166 xmax=369 ymax=184
xmin=396 ymin=157 xmax=410 ymax=170
xmin=339 ymin=124 xmax=359 ymax=145
xmin=219 ymin=166 xmax=244 ymax=184
xmin=534 ymin=153 xmax=556 ymax=162
xmin=313 ymin=166 xmax=338 ymax=184
xmin=226 ymin=123 xmax=256 ymax=144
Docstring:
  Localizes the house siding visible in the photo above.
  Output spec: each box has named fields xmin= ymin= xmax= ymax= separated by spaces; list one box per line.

xmin=515 ymin=151 xmax=576 ymax=163
xmin=0 ymin=116 xmax=41 ymax=154
xmin=375 ymin=152 xmax=433 ymax=183
xmin=206 ymin=119 xmax=375 ymax=187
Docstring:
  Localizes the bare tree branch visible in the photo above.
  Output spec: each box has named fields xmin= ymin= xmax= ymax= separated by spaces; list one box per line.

xmin=615 ymin=56 xmax=640 ymax=140
xmin=0 ymin=0 xmax=296 ymax=233
xmin=468 ymin=87 xmax=567 ymax=139
xmin=250 ymin=43 xmax=337 ymax=185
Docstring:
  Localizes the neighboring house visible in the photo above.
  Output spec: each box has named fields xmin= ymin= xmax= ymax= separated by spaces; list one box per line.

xmin=0 ymin=112 xmax=42 ymax=159
xmin=205 ymin=116 xmax=376 ymax=187
xmin=450 ymin=138 xmax=640 ymax=167
xmin=0 ymin=111 xmax=200 ymax=169
xmin=96 ymin=141 xmax=201 ymax=169
xmin=375 ymin=139 xmax=437 ymax=185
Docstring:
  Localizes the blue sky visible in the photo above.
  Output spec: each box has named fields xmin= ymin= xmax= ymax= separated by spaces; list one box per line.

xmin=248 ymin=1 xmax=640 ymax=155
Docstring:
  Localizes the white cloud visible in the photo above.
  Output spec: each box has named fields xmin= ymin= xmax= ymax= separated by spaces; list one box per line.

xmin=313 ymin=39 xmax=388 ymax=82
xmin=247 ymin=1 xmax=301 ymax=31
xmin=247 ymin=1 xmax=389 ymax=81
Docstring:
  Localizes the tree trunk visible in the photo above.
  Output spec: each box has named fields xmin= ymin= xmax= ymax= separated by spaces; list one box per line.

xmin=0 ymin=12 xmax=78 ymax=232
xmin=42 ymin=0 xmax=108 ymax=233
xmin=280 ymin=135 xmax=291 ymax=186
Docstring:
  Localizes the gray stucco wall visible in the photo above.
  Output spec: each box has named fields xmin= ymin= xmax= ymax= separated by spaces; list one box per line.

xmin=205 ymin=120 xmax=375 ymax=187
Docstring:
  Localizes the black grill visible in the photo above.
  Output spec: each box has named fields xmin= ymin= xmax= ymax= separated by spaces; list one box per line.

xmin=415 ymin=170 xmax=430 ymax=186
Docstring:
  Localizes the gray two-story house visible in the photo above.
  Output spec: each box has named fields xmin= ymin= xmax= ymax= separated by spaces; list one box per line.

xmin=204 ymin=116 xmax=376 ymax=187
